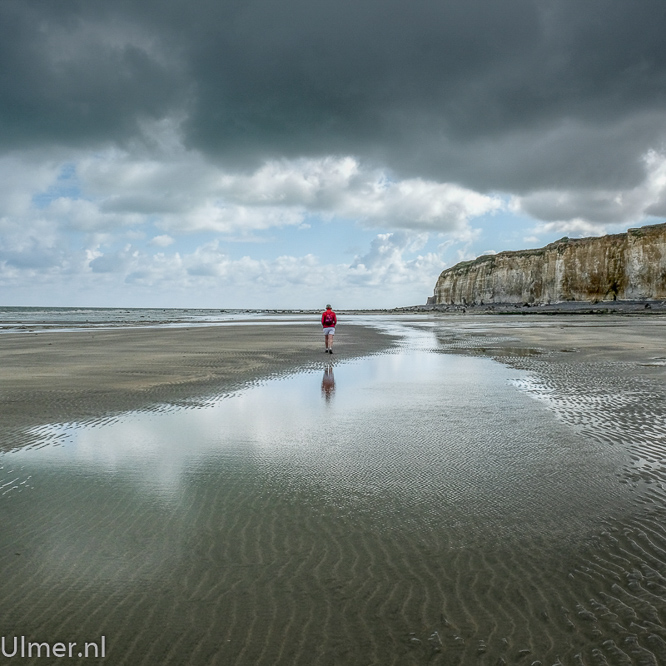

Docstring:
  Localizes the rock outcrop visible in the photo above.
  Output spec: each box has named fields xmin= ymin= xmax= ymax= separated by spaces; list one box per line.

xmin=432 ymin=223 xmax=666 ymax=305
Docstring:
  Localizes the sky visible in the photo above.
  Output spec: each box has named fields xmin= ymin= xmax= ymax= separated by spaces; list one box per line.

xmin=2 ymin=0 xmax=666 ymax=309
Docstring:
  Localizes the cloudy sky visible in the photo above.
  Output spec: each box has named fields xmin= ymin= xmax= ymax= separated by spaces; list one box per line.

xmin=2 ymin=0 xmax=666 ymax=309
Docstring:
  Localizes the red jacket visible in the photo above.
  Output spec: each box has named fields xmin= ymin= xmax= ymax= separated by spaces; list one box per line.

xmin=321 ymin=310 xmax=337 ymax=327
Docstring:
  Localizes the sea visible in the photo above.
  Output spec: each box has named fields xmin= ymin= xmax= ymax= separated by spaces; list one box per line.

xmin=0 ymin=306 xmax=314 ymax=331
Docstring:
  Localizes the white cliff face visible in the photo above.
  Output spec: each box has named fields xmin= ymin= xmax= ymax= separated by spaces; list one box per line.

xmin=433 ymin=223 xmax=666 ymax=305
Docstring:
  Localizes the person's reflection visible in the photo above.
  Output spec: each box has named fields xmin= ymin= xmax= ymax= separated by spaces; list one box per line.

xmin=321 ymin=365 xmax=336 ymax=403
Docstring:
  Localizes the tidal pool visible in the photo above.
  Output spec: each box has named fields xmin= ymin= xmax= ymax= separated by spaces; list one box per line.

xmin=0 ymin=324 xmax=656 ymax=665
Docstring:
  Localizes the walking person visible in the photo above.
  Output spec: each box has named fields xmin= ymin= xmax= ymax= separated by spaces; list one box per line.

xmin=321 ymin=304 xmax=337 ymax=353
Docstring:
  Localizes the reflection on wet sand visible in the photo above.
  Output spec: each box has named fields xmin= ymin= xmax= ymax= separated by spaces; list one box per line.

xmin=321 ymin=365 xmax=335 ymax=403
xmin=2 ymin=319 xmax=666 ymax=665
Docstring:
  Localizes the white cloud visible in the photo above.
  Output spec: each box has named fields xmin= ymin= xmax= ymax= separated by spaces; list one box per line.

xmin=149 ymin=234 xmax=174 ymax=247
xmin=531 ymin=219 xmax=609 ymax=238
xmin=215 ymin=156 xmax=503 ymax=233
xmin=340 ymin=177 xmax=501 ymax=232
xmin=217 ymin=156 xmax=361 ymax=207
xmin=46 ymin=197 xmax=145 ymax=232
xmin=180 ymin=241 xmax=328 ymax=289
xmin=29 ymin=229 xmax=441 ymax=306
xmin=515 ymin=150 xmax=666 ymax=234
xmin=28 ymin=149 xmax=502 ymax=237
xmin=166 ymin=202 xmax=304 ymax=235
xmin=0 ymin=154 xmax=63 ymax=217
xmin=349 ymin=232 xmax=446 ymax=288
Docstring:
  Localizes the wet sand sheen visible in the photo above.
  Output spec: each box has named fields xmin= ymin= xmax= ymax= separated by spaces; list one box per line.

xmin=2 ymin=316 xmax=666 ymax=664
xmin=0 ymin=322 xmax=395 ymax=450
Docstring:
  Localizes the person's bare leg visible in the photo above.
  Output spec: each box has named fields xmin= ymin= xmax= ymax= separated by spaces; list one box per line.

xmin=328 ymin=333 xmax=334 ymax=352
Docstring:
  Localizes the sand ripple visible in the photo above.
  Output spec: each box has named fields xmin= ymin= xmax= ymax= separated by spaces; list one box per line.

xmin=2 ymin=324 xmax=666 ymax=664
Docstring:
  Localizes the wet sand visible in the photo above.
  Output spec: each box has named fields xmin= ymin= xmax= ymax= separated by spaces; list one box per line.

xmin=429 ymin=313 xmax=666 ymax=368
xmin=3 ymin=315 xmax=666 ymax=665
xmin=0 ymin=322 xmax=395 ymax=449
xmin=427 ymin=315 xmax=666 ymax=663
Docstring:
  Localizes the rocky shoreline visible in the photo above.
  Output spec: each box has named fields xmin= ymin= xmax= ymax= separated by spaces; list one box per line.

xmin=386 ymin=299 xmax=666 ymax=315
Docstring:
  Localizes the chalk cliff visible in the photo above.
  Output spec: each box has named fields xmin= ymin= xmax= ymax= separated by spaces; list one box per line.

xmin=432 ymin=223 xmax=666 ymax=305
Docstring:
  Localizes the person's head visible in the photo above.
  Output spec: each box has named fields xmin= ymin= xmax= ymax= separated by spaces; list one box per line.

xmin=326 ymin=304 xmax=332 ymax=310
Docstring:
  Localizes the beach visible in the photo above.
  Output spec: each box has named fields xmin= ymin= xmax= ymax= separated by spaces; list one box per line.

xmin=2 ymin=313 xmax=666 ymax=665
xmin=0 ymin=321 xmax=395 ymax=450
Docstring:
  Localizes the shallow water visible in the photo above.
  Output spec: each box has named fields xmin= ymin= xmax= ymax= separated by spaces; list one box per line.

xmin=1 ymin=323 xmax=665 ymax=664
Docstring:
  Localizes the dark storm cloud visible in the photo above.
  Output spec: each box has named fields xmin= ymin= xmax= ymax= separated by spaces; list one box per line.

xmin=0 ymin=0 xmax=184 ymax=149
xmin=3 ymin=0 xmax=666 ymax=191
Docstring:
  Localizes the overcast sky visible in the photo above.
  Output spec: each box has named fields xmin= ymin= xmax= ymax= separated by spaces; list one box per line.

xmin=2 ymin=0 xmax=666 ymax=308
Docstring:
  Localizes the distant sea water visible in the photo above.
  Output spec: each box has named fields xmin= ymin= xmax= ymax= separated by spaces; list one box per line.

xmin=0 ymin=306 xmax=321 ymax=332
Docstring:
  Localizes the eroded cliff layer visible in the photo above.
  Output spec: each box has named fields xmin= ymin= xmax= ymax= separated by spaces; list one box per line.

xmin=433 ymin=223 xmax=666 ymax=305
